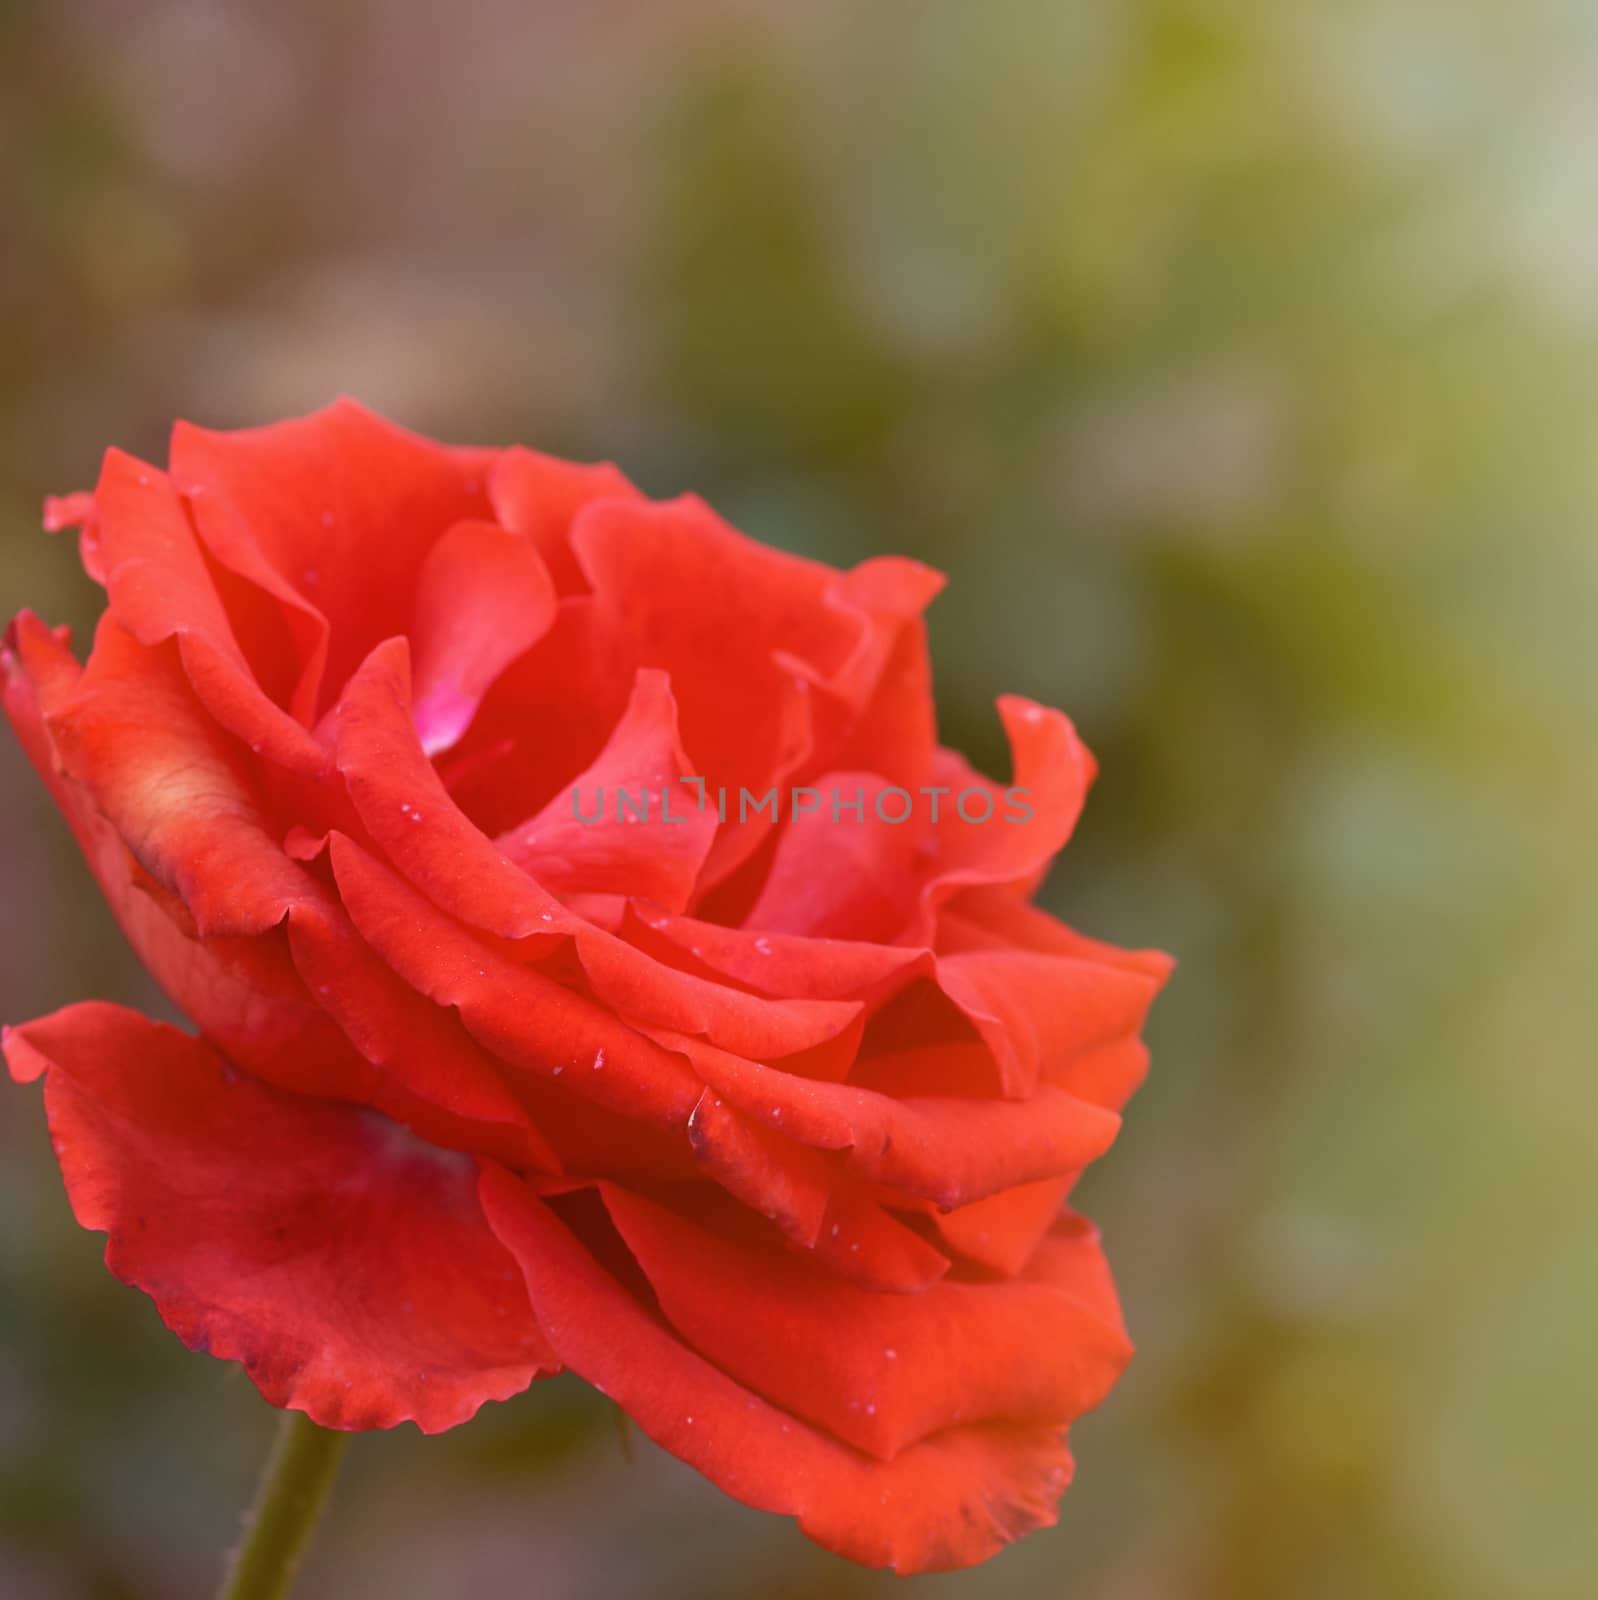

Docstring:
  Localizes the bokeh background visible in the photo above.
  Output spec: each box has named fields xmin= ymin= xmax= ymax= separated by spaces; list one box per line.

xmin=3 ymin=3 xmax=1596 ymax=1597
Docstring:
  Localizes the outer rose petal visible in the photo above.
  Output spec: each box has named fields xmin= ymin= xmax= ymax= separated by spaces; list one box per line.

xmin=753 ymin=557 xmax=944 ymax=826
xmin=571 ymin=495 xmax=860 ymax=798
xmin=479 ymin=1166 xmax=1079 ymax=1574
xmin=4 ymin=612 xmax=84 ymax=776
xmin=935 ymin=948 xmax=1166 ymax=1099
xmin=4 ymin=1004 xmax=556 ymax=1432
xmin=938 ymin=887 xmax=1175 ymax=981
xmin=823 ymin=560 xmax=942 ymax=792
xmin=7 ymin=617 xmax=557 ymax=1159
xmin=46 ymin=614 xmax=316 ymax=938
xmin=487 ymin=445 xmax=644 ymax=595
xmin=90 ymin=450 xmax=329 ymax=774
xmin=170 ymin=398 xmax=496 ymax=714
xmin=1049 ymin=1035 xmax=1154 ymax=1114
xmin=600 ymin=1185 xmax=1131 ymax=1460
xmin=42 ymin=489 xmax=97 ymax=534
xmin=912 ymin=698 xmax=1097 ymax=935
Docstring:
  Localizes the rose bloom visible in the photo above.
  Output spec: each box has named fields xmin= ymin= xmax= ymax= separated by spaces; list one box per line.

xmin=2 ymin=403 xmax=1169 ymax=1574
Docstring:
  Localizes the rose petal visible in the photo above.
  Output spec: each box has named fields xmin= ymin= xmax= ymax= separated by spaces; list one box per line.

xmin=171 ymin=398 xmax=496 ymax=716
xmin=601 ymin=1185 xmax=1130 ymax=1460
xmin=433 ymin=597 xmax=635 ymax=836
xmin=335 ymin=636 xmax=570 ymax=930
xmin=742 ymin=772 xmax=922 ymax=943
xmin=5 ymin=620 xmax=375 ymax=1098
xmin=90 ymin=450 xmax=328 ymax=774
xmin=283 ymin=901 xmax=560 ymax=1172
xmin=934 ymin=948 xmax=1166 ymax=1099
xmin=572 ymin=494 xmax=859 ymax=797
xmin=627 ymin=903 xmax=933 ymax=1006
xmin=822 ymin=559 xmax=943 ymax=791
xmin=487 ymin=446 xmax=644 ymax=595
xmin=1048 ymin=1034 xmax=1153 ymax=1113
xmin=42 ymin=490 xmax=96 ymax=533
xmin=4 ymin=611 xmax=84 ymax=776
xmin=46 ymin=615 xmax=316 ymax=937
xmin=43 ymin=487 xmax=107 ymax=585
xmin=479 ymin=1165 xmax=1080 ymax=1574
xmin=938 ymin=888 xmax=1175 ymax=981
xmin=913 ymin=698 xmax=1097 ymax=934
xmin=327 ymin=832 xmax=703 ymax=1128
xmin=642 ymin=1028 xmax=1120 ymax=1208
xmin=498 ymin=667 xmax=717 ymax=911
xmin=686 ymin=1089 xmax=951 ymax=1292
xmin=5 ymin=1004 xmax=556 ymax=1433
xmin=575 ymin=932 xmax=865 ymax=1066
xmin=931 ymin=1176 xmax=1075 ymax=1276
xmin=409 ymin=520 xmax=558 ymax=757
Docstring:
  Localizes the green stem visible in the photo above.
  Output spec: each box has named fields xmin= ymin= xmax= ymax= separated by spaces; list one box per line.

xmin=218 ymin=1411 xmax=349 ymax=1600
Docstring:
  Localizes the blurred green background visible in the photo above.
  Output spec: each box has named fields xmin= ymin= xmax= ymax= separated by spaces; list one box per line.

xmin=3 ymin=3 xmax=1595 ymax=1597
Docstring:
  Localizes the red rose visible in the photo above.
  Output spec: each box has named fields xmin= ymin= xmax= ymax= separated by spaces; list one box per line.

xmin=3 ymin=401 xmax=1169 ymax=1574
